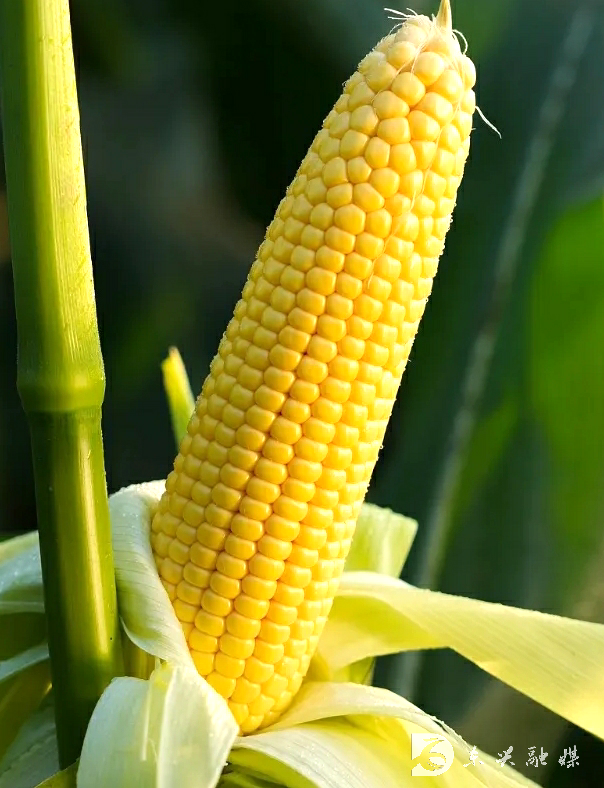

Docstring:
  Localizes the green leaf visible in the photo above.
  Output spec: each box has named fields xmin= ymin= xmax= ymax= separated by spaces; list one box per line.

xmin=33 ymin=763 xmax=77 ymax=788
xmin=0 ymin=705 xmax=59 ymax=788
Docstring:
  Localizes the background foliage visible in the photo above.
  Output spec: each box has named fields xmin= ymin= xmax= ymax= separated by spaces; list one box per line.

xmin=1 ymin=0 xmax=603 ymax=784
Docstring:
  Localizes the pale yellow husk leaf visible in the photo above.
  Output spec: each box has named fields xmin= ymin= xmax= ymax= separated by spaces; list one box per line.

xmin=319 ymin=571 xmax=604 ymax=739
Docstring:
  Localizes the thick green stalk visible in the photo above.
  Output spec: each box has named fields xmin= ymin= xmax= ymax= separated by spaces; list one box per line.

xmin=0 ymin=0 xmax=122 ymax=766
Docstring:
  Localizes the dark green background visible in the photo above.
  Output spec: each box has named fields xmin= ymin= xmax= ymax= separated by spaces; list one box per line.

xmin=1 ymin=0 xmax=604 ymax=784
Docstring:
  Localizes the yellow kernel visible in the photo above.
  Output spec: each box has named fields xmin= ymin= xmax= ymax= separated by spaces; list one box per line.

xmin=290 ymin=245 xmax=315 ymax=272
xmin=280 ymin=266 xmax=305 ymax=293
xmin=297 ymin=355 xmax=328 ymax=384
xmin=340 ymin=129 xmax=369 ymax=159
xmin=239 ymin=495 xmax=272 ymax=522
xmin=297 ymin=288 xmax=326 ymax=316
xmin=413 ymin=51 xmax=446 ymax=86
xmin=270 ymin=416 xmax=302 ymax=445
xmin=322 ymin=156 xmax=347 ymax=187
xmin=244 ymin=658 xmax=273 ymax=684
xmin=304 ymin=179 xmax=327 ymax=206
xmin=272 ymin=495 xmax=308 ymax=522
xmin=226 ymin=610 xmax=261 ymax=639
xmin=454 ymin=110 xmax=473 ymax=139
xmin=365 ymin=60 xmax=397 ymax=92
xmin=303 ymin=417 xmax=335 ymax=444
xmin=329 ymin=111 xmax=350 ymax=139
xmin=331 ymin=205 xmax=365 ymax=234
xmin=191 ymin=650 xmax=214 ymax=675
xmin=268 ymin=344 xmax=301 ymax=372
xmin=461 ymin=55 xmax=476 ymax=88
xmin=245 ymin=404 xmax=275 ymax=433
xmin=189 ymin=629 xmax=218 ymax=653
xmin=231 ymin=677 xmax=261 ymax=705
xmin=431 ymin=147 xmax=455 ymax=177
xmin=225 ymin=533 xmax=255 ymax=561
xmin=254 ymin=641 xmax=284 ymax=666
xmin=364 ymin=136 xmax=390 ymax=169
xmin=254 ymin=457 xmax=287 ymax=485
xmin=278 ymin=326 xmax=310 ymax=354
xmin=280 ymin=562 xmax=312 ymax=589
xmin=241 ymin=574 xmax=277 ymax=601
xmin=399 ymin=170 xmax=423 ymax=199
xmin=311 ymin=397 xmax=343 ymax=424
xmin=197 ymin=522 xmax=228 ymax=552
xmin=258 ymin=535 xmax=292 ymax=561
xmin=211 ymin=483 xmax=242 ymax=512
xmin=335 ymin=272 xmax=362 ymax=301
xmin=206 ymin=671 xmax=236 ymax=699
xmin=373 ymin=90 xmax=409 ymax=121
xmin=439 ymin=123 xmax=462 ymax=153
xmin=350 ymin=105 xmax=379 ymax=135
xmin=281 ymin=398 xmax=310 ymax=424
xmin=365 ymin=208 xmax=392 ymax=238
xmin=348 ymin=81 xmax=375 ymax=111
xmin=265 ymin=514 xmax=300 ymax=542
xmin=195 ymin=609 xmax=225 ymax=638
xmin=462 ymin=89 xmax=476 ymax=115
xmin=347 ymin=156 xmax=372 ymax=183
xmin=369 ymin=168 xmax=399 ymax=199
xmin=408 ymin=110 xmax=441 ymax=141
xmin=264 ymin=367 xmax=296 ymax=394
xmin=414 ymin=194 xmax=435 ymax=216
xmin=310 ymin=203 xmax=334 ymax=231
xmin=317 ymin=313 xmax=347 ymax=342
xmin=306 ymin=266 xmax=337 ymax=295
xmin=290 ymin=378 xmax=320 ymax=404
xmin=338 ymin=334 xmax=365 ymax=360
xmin=417 ymin=92 xmax=454 ymax=126
xmin=261 ymin=306 xmax=288 ymax=332
xmin=344 ymin=251 xmax=372 ymax=279
xmin=377 ymin=117 xmax=410 ymax=145
xmin=324 ymin=226 xmax=356 ymax=255
xmin=326 ymin=183 xmax=353 ymax=209
xmin=300 ymin=224 xmax=324 ymax=251
xmin=353 ymin=182 xmax=384 ymax=213
xmin=318 ymin=135 xmax=340 ymax=162
xmin=201 ymin=588 xmax=233 ymax=618
xmin=329 ymin=354 xmax=358 ymax=381
xmin=392 ymin=71 xmax=426 ymax=105
xmin=262 ymin=437 xmax=294 ymax=464
xmin=209 ymin=572 xmax=240 ymax=600
xmin=295 ymin=437 xmax=328 ymax=463
xmin=389 ymin=142 xmax=416 ymax=174
xmin=386 ymin=40 xmax=416 ymax=69
xmin=260 ymin=619 xmax=291 ymax=646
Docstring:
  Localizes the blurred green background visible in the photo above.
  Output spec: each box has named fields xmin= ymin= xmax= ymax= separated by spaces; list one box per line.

xmin=1 ymin=0 xmax=604 ymax=784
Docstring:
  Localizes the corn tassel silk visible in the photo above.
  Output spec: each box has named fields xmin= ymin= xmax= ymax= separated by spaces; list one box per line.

xmin=151 ymin=0 xmax=476 ymax=733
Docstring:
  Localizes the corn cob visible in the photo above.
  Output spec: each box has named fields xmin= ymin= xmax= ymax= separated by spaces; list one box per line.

xmin=151 ymin=0 xmax=476 ymax=733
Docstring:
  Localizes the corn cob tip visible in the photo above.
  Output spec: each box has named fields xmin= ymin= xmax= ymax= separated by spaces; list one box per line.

xmin=436 ymin=0 xmax=452 ymax=31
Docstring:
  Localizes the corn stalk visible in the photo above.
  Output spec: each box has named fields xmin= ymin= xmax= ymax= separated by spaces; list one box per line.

xmin=0 ymin=0 xmax=122 ymax=767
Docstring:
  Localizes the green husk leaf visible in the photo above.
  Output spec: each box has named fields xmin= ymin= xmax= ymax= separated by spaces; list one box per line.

xmin=343 ymin=504 xmax=416 ymax=578
xmin=231 ymin=713 xmax=536 ymax=788
xmin=161 ymin=347 xmax=195 ymax=448
xmin=108 ymin=482 xmax=191 ymax=666
xmin=78 ymin=662 xmax=237 ymax=788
